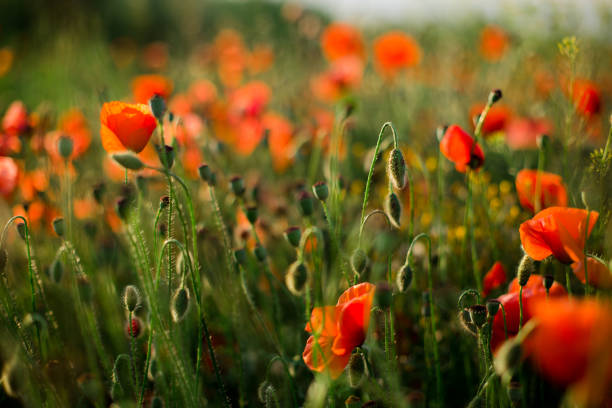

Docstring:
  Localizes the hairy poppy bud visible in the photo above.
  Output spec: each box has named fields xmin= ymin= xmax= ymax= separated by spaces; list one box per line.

xmin=112 ymin=152 xmax=144 ymax=170
xmin=0 ymin=248 xmax=7 ymax=273
xmin=149 ymin=94 xmax=167 ymax=121
xmin=93 ymin=182 xmax=105 ymax=204
xmin=234 ymin=248 xmax=248 ymax=267
xmin=49 ymin=258 xmax=63 ymax=283
xmin=151 ymin=396 xmax=164 ymax=408
xmin=286 ymin=261 xmax=308 ymax=296
xmin=122 ymin=285 xmax=141 ymax=312
xmin=262 ymin=384 xmax=279 ymax=408
xmin=254 ymin=244 xmax=267 ymax=262
xmin=125 ymin=316 xmax=143 ymax=338
xmin=387 ymin=148 xmax=406 ymax=190
xmin=421 ymin=292 xmax=431 ymax=318
xmin=112 ymin=355 xmax=132 ymax=397
xmin=17 ymin=222 xmax=26 ymax=241
xmin=110 ymin=381 xmax=123 ymax=401
xmin=543 ymin=274 xmax=554 ymax=291
xmin=468 ymin=305 xmax=488 ymax=329
xmin=198 ymin=164 xmax=214 ymax=184
xmin=350 ymin=248 xmax=368 ymax=277
xmin=298 ymin=191 xmax=314 ymax=217
xmin=486 ymin=299 xmax=500 ymax=319
xmin=396 ymin=264 xmax=413 ymax=292
xmin=245 ymin=206 xmax=258 ymax=224
xmin=375 ymin=282 xmax=393 ymax=309
xmin=517 ymin=254 xmax=537 ymax=286
xmin=285 ymin=227 xmax=301 ymax=248
xmin=52 ymin=217 xmax=64 ymax=237
xmin=171 ymin=287 xmax=190 ymax=322
xmin=312 ymin=181 xmax=329 ymax=201
xmin=384 ymin=192 xmax=402 ymax=228
xmin=347 ymin=350 xmax=368 ymax=388
xmin=488 ymin=89 xmax=503 ymax=105
xmin=230 ymin=176 xmax=245 ymax=197
xmin=58 ymin=135 xmax=74 ymax=160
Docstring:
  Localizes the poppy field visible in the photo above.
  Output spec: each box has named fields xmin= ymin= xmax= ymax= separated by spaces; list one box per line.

xmin=1 ymin=1 xmax=612 ymax=407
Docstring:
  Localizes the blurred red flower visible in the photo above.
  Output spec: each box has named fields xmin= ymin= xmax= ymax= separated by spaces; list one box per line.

xmin=469 ymin=103 xmax=512 ymax=135
xmin=2 ymin=101 xmax=29 ymax=136
xmin=131 ymin=74 xmax=173 ymax=104
xmin=515 ymin=170 xmax=567 ymax=213
xmin=479 ymin=25 xmax=509 ymax=62
xmin=373 ymin=31 xmax=421 ymax=79
xmin=505 ymin=117 xmax=553 ymax=150
xmin=320 ymin=23 xmax=365 ymax=62
xmin=0 ymin=157 xmax=19 ymax=199
xmin=482 ymin=261 xmax=507 ymax=297
xmin=439 ymin=124 xmax=484 ymax=172
xmin=100 ymin=101 xmax=157 ymax=153
xmin=571 ymin=79 xmax=601 ymax=118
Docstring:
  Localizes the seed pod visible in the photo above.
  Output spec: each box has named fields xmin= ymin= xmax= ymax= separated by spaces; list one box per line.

xmin=286 ymin=261 xmax=308 ymax=296
xmin=396 ymin=264 xmax=413 ymax=292
xmin=125 ymin=317 xmax=143 ymax=338
xmin=298 ymin=191 xmax=314 ymax=217
xmin=284 ymin=227 xmax=301 ymax=248
xmin=198 ymin=164 xmax=213 ymax=184
xmin=468 ymin=305 xmax=488 ymax=329
xmin=149 ymin=94 xmax=167 ymax=121
xmin=254 ymin=245 xmax=267 ymax=262
xmin=387 ymin=148 xmax=406 ymax=190
xmin=486 ymin=299 xmax=500 ymax=318
xmin=350 ymin=248 xmax=368 ymax=277
xmin=458 ymin=309 xmax=478 ymax=336
xmin=171 ymin=287 xmax=190 ymax=322
xmin=230 ymin=176 xmax=246 ymax=197
xmin=159 ymin=195 xmax=170 ymax=210
xmin=384 ymin=192 xmax=402 ymax=228
xmin=58 ymin=135 xmax=74 ymax=160
xmin=112 ymin=152 xmax=144 ymax=170
xmin=375 ymin=282 xmax=393 ymax=310
xmin=312 ymin=181 xmax=329 ymax=201
xmin=122 ymin=285 xmax=141 ymax=312
xmin=488 ymin=89 xmax=503 ymax=105
xmin=245 ymin=206 xmax=258 ymax=224
xmin=347 ymin=350 xmax=367 ymax=388
xmin=517 ymin=254 xmax=537 ymax=286
xmin=52 ymin=217 xmax=64 ymax=237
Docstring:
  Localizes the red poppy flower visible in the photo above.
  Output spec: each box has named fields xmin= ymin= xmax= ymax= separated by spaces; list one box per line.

xmin=439 ymin=125 xmax=484 ymax=172
xmin=131 ymin=74 xmax=173 ymax=104
xmin=188 ymin=80 xmax=218 ymax=109
xmin=45 ymin=109 xmax=92 ymax=162
xmin=373 ymin=31 xmax=421 ymax=79
xmin=479 ymin=25 xmax=509 ymax=62
xmin=100 ymin=101 xmax=157 ymax=153
xmin=515 ymin=170 xmax=567 ymax=213
xmin=228 ymin=81 xmax=271 ymax=118
xmin=247 ymin=45 xmax=275 ymax=75
xmin=303 ymin=282 xmax=375 ymax=379
xmin=262 ymin=112 xmax=294 ymax=172
xmin=490 ymin=276 xmax=566 ymax=353
xmin=0 ymin=157 xmax=18 ymax=199
xmin=505 ymin=117 xmax=553 ymax=150
xmin=519 ymin=207 xmax=599 ymax=264
xmin=469 ymin=103 xmax=512 ymax=135
xmin=571 ymin=257 xmax=612 ymax=289
xmin=571 ymin=79 xmax=601 ymax=117
xmin=311 ymin=56 xmax=363 ymax=102
xmin=525 ymin=298 xmax=612 ymax=406
xmin=320 ymin=23 xmax=365 ymax=62
xmin=0 ymin=132 xmax=21 ymax=156
xmin=482 ymin=262 xmax=507 ymax=297
xmin=2 ymin=101 xmax=29 ymax=136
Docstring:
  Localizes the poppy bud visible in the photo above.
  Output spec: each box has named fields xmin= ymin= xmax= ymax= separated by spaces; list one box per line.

xmin=0 ymin=248 xmax=7 ymax=273
xmin=16 ymin=222 xmax=26 ymax=241
xmin=458 ymin=309 xmax=478 ymax=336
xmin=347 ymin=350 xmax=368 ymax=388
xmin=495 ymin=339 xmax=523 ymax=378
xmin=198 ymin=163 xmax=213 ymax=183
xmin=49 ymin=258 xmax=63 ymax=284
xmin=58 ymin=135 xmax=74 ymax=160
xmin=536 ymin=134 xmax=549 ymax=150
xmin=112 ymin=355 xmax=132 ymax=396
xmin=436 ymin=125 xmax=449 ymax=142
xmin=245 ymin=206 xmax=258 ymax=224
xmin=254 ymin=244 xmax=267 ymax=262
xmin=110 ymin=381 xmax=123 ymax=401
xmin=421 ymin=292 xmax=431 ymax=317
xmin=507 ymin=382 xmax=522 ymax=405
xmin=375 ymin=281 xmax=393 ymax=309
xmin=171 ymin=287 xmax=190 ymax=322
xmin=151 ymin=396 xmax=164 ymax=408
xmin=230 ymin=176 xmax=246 ymax=197
xmin=116 ymin=197 xmax=131 ymax=220
xmin=394 ymin=264 xmax=412 ymax=293
xmin=517 ymin=254 xmax=537 ymax=286
xmin=285 ymin=227 xmax=301 ymax=248
xmin=112 ymin=152 xmax=144 ymax=171
xmin=350 ymin=248 xmax=368 ymax=277
xmin=149 ymin=94 xmax=167 ymax=121
xmin=122 ymin=285 xmax=141 ymax=312
xmin=312 ymin=181 xmax=329 ymax=201
xmin=384 ymin=192 xmax=402 ymax=228
xmin=298 ymin=191 xmax=314 ymax=217
xmin=387 ymin=148 xmax=406 ymax=190
xmin=263 ymin=384 xmax=279 ymax=408
xmin=160 ymin=195 xmax=170 ymax=210
xmin=468 ymin=305 xmax=488 ymax=329
xmin=286 ymin=261 xmax=308 ymax=296
xmin=486 ymin=299 xmax=500 ymax=319
xmin=234 ymin=248 xmax=248 ymax=267
xmin=93 ymin=182 xmax=106 ymax=204
xmin=543 ymin=274 xmax=554 ymax=291
xmin=125 ymin=316 xmax=143 ymax=338
xmin=52 ymin=217 xmax=64 ymax=237
xmin=488 ymin=89 xmax=503 ymax=105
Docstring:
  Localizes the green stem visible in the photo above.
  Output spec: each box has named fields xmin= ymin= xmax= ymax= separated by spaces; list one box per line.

xmin=519 ymin=286 xmax=524 ymax=329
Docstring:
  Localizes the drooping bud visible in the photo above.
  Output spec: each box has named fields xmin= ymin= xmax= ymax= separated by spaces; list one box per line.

xmin=486 ymin=299 xmax=500 ymax=319
xmin=384 ymin=192 xmax=402 ymax=228
xmin=458 ymin=308 xmax=478 ymax=336
xmin=488 ymin=89 xmax=503 ymax=105
xmin=312 ymin=181 xmax=329 ymax=201
xmin=171 ymin=287 xmax=190 ymax=322
xmin=149 ymin=95 xmax=167 ymax=121
xmin=257 ymin=381 xmax=272 ymax=403
xmin=263 ymin=384 xmax=279 ymax=408
xmin=396 ymin=264 xmax=413 ymax=292
xmin=58 ymin=135 xmax=74 ymax=160
xmin=468 ymin=305 xmax=488 ymax=329
xmin=347 ymin=350 xmax=368 ymax=388
xmin=49 ymin=258 xmax=63 ymax=284
xmin=284 ymin=227 xmax=301 ymax=248
xmin=298 ymin=191 xmax=314 ymax=217
xmin=51 ymin=217 xmax=64 ymax=237
xmin=112 ymin=354 xmax=132 ymax=397
xmin=245 ymin=206 xmax=258 ymax=224
xmin=16 ymin=222 xmax=26 ymax=241
xmin=517 ymin=254 xmax=537 ymax=286
xmin=125 ymin=316 xmax=143 ymax=338
xmin=112 ymin=152 xmax=144 ymax=171
xmin=254 ymin=244 xmax=267 ymax=262
xmin=350 ymin=248 xmax=368 ymax=277
xmin=122 ymin=285 xmax=141 ymax=312
xmin=387 ymin=148 xmax=406 ymax=190
xmin=286 ymin=261 xmax=308 ymax=296
xmin=375 ymin=282 xmax=393 ymax=310
xmin=110 ymin=381 xmax=124 ymax=401
xmin=230 ymin=176 xmax=246 ymax=197
xmin=234 ymin=248 xmax=249 ymax=267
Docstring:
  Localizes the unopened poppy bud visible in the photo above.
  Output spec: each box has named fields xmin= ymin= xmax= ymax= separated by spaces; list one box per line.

xmin=396 ymin=264 xmax=413 ymax=292
xmin=17 ymin=222 xmax=26 ymax=241
xmin=488 ymin=89 xmax=503 ymax=105
xmin=245 ymin=206 xmax=258 ymax=224
xmin=387 ymin=148 xmax=406 ymax=190
xmin=298 ymin=191 xmax=314 ymax=217
xmin=312 ymin=181 xmax=329 ymax=201
xmin=230 ymin=176 xmax=245 ymax=197
xmin=350 ymin=248 xmax=368 ymax=276
xmin=198 ymin=164 xmax=214 ymax=184
xmin=149 ymin=94 xmax=167 ymax=121
xmin=543 ymin=274 xmax=554 ymax=290
xmin=234 ymin=248 xmax=248 ymax=267
xmin=112 ymin=354 xmax=132 ymax=395
xmin=151 ymin=396 xmax=164 ymax=408
xmin=375 ymin=282 xmax=393 ymax=310
xmin=93 ymin=182 xmax=105 ymax=204
xmin=458 ymin=309 xmax=478 ymax=336
xmin=384 ymin=192 xmax=402 ymax=228
xmin=49 ymin=258 xmax=63 ymax=283
xmin=171 ymin=287 xmax=190 ymax=322
xmin=148 ymin=358 xmax=159 ymax=381
xmin=116 ymin=197 xmax=131 ymax=220
xmin=495 ymin=339 xmax=523 ymax=378
xmin=436 ymin=125 xmax=449 ymax=142
xmin=110 ymin=381 xmax=123 ymax=401
xmin=122 ymin=285 xmax=141 ymax=312
xmin=507 ymin=382 xmax=522 ymax=405
xmin=347 ymin=350 xmax=368 ymax=388
xmin=517 ymin=254 xmax=537 ymax=286
xmin=254 ymin=244 xmax=267 ymax=262
xmin=486 ymin=299 xmax=500 ymax=319
xmin=58 ymin=135 xmax=74 ymax=160
xmin=468 ymin=305 xmax=488 ymax=329
xmin=78 ymin=274 xmax=93 ymax=302
xmin=160 ymin=195 xmax=170 ymax=210
xmin=536 ymin=134 xmax=549 ymax=150
xmin=52 ymin=217 xmax=64 ymax=237
xmin=285 ymin=227 xmax=301 ymax=247
xmin=112 ymin=152 xmax=144 ymax=170
xmin=286 ymin=261 xmax=308 ymax=296
xmin=125 ymin=316 xmax=143 ymax=338
xmin=0 ymin=248 xmax=7 ymax=273
xmin=208 ymin=172 xmax=217 ymax=186
xmin=421 ymin=292 xmax=431 ymax=317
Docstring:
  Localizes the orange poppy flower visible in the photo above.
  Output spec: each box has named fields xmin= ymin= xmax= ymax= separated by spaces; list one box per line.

xmin=0 ymin=132 xmax=21 ymax=156
xmin=505 ymin=117 xmax=553 ymax=150
xmin=479 ymin=25 xmax=509 ymax=62
xmin=188 ymin=79 xmax=218 ymax=109
xmin=525 ymin=298 xmax=612 ymax=406
xmin=571 ymin=257 xmax=612 ymax=289
xmin=19 ymin=169 xmax=48 ymax=202
xmin=13 ymin=200 xmax=60 ymax=232
xmin=373 ymin=31 xmax=421 ymax=79
xmin=320 ymin=23 xmax=365 ymax=62
xmin=519 ymin=207 xmax=599 ymax=264
xmin=45 ymin=109 xmax=92 ymax=162
xmin=490 ymin=276 xmax=566 ymax=353
xmin=228 ymin=81 xmax=271 ymax=118
xmin=515 ymin=170 xmax=567 ymax=213
xmin=262 ymin=112 xmax=294 ymax=172
xmin=439 ymin=125 xmax=484 ymax=172
xmin=131 ymin=74 xmax=173 ymax=104
xmin=482 ymin=261 xmax=507 ymax=297
xmin=311 ymin=56 xmax=364 ymax=102
xmin=0 ymin=157 xmax=19 ymax=199
xmin=303 ymin=282 xmax=375 ymax=379
xmin=2 ymin=101 xmax=29 ymax=136
xmin=469 ymin=103 xmax=512 ymax=135
xmin=571 ymin=79 xmax=601 ymax=118
xmin=247 ymin=44 xmax=275 ymax=74
xmin=100 ymin=101 xmax=157 ymax=153
xmin=214 ymin=30 xmax=247 ymax=87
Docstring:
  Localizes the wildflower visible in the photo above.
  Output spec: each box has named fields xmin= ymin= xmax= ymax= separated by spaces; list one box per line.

xmin=262 ymin=112 xmax=294 ymax=172
xmin=519 ymin=207 xmax=599 ymax=264
xmin=131 ymin=74 xmax=173 ymax=104
xmin=469 ymin=103 xmax=512 ymax=135
xmin=0 ymin=157 xmax=19 ymax=199
xmin=571 ymin=79 xmax=600 ymax=118
xmin=505 ymin=117 xmax=553 ymax=150
xmin=479 ymin=25 xmax=509 ymax=62
xmin=571 ymin=257 xmax=612 ymax=289
xmin=125 ymin=316 xmax=143 ymax=338
xmin=2 ymin=101 xmax=29 ymax=136
xmin=482 ymin=261 xmax=507 ymax=297
xmin=439 ymin=124 xmax=484 ymax=172
xmin=302 ymin=282 xmax=375 ymax=379
xmin=320 ymin=23 xmax=365 ymax=62
xmin=100 ymin=101 xmax=157 ymax=153
xmin=373 ymin=31 xmax=421 ymax=79
xmin=122 ymin=285 xmax=141 ymax=312
xmin=515 ymin=170 xmax=567 ymax=213
xmin=311 ymin=56 xmax=363 ymax=102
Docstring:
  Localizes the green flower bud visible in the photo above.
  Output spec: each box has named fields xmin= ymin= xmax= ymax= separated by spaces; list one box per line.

xmin=52 ymin=217 xmax=64 ymax=237
xmin=16 ymin=222 xmax=26 ymax=241
xmin=468 ymin=304 xmax=488 ymax=329
xmin=171 ymin=287 xmax=190 ymax=322
xmin=286 ymin=261 xmax=308 ymax=296
xmin=230 ymin=176 xmax=246 ymax=197
xmin=111 ymin=152 xmax=144 ymax=171
xmin=488 ymin=89 xmax=503 ymax=105
xmin=350 ymin=248 xmax=368 ymax=277
xmin=284 ymin=227 xmax=301 ymax=248
xmin=245 ymin=206 xmax=258 ymax=224
xmin=517 ymin=254 xmax=537 ymax=286
xmin=298 ymin=191 xmax=314 ymax=217
xmin=198 ymin=164 xmax=214 ymax=184
xmin=312 ymin=181 xmax=329 ymax=201
xmin=149 ymin=95 xmax=167 ymax=121
xmin=387 ymin=148 xmax=406 ymax=190
xmin=396 ymin=264 xmax=413 ymax=292
xmin=58 ymin=135 xmax=74 ymax=160
xmin=122 ymin=285 xmax=141 ymax=312
xmin=347 ymin=350 xmax=368 ymax=388
xmin=234 ymin=248 xmax=249 ymax=267
xmin=384 ymin=192 xmax=402 ymax=228
xmin=486 ymin=299 xmax=500 ymax=318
